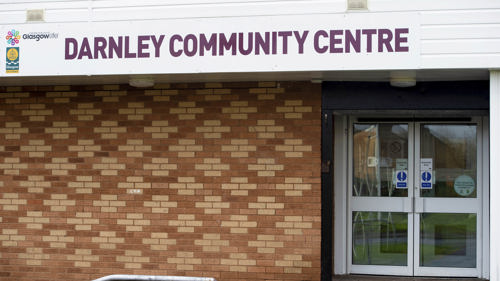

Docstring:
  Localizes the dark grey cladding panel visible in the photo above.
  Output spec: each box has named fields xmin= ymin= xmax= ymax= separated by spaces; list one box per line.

xmin=322 ymin=81 xmax=489 ymax=111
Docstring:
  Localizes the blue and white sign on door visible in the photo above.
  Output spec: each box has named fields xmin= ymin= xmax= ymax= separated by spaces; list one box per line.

xmin=420 ymin=158 xmax=433 ymax=189
xmin=396 ymin=170 xmax=408 ymax=189
xmin=421 ymin=171 xmax=432 ymax=189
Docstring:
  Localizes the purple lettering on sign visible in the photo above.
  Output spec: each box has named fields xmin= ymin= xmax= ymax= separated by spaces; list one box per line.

xmin=94 ymin=37 xmax=107 ymax=59
xmin=238 ymin=32 xmax=253 ymax=56
xmin=345 ymin=30 xmax=360 ymax=53
xmin=219 ymin=33 xmax=237 ymax=56
xmin=108 ymin=37 xmax=123 ymax=58
xmin=362 ymin=29 xmax=376 ymax=53
xmin=65 ymin=38 xmax=78 ymax=60
xmin=271 ymin=32 xmax=278 ymax=55
xmin=255 ymin=32 xmax=270 ymax=55
xmin=137 ymin=35 xmax=150 ymax=58
xmin=78 ymin=38 xmax=93 ymax=59
xmin=169 ymin=34 xmax=183 ymax=57
xmin=294 ymin=31 xmax=309 ymax=54
xmin=62 ymin=27 xmax=411 ymax=60
xmin=200 ymin=34 xmax=217 ymax=56
xmin=395 ymin=28 xmax=409 ymax=52
xmin=378 ymin=29 xmax=393 ymax=52
xmin=184 ymin=34 xmax=198 ymax=57
xmin=124 ymin=36 xmax=137 ymax=58
xmin=278 ymin=31 xmax=292 ymax=54
xmin=151 ymin=35 xmax=165 ymax=57
xmin=314 ymin=30 xmax=328 ymax=54
xmin=329 ymin=30 xmax=343 ymax=53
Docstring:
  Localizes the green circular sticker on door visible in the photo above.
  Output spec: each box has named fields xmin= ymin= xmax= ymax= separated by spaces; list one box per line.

xmin=454 ymin=175 xmax=475 ymax=197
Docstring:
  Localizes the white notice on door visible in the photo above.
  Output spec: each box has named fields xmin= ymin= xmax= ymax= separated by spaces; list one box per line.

xmin=420 ymin=158 xmax=433 ymax=189
xmin=396 ymin=159 xmax=408 ymax=170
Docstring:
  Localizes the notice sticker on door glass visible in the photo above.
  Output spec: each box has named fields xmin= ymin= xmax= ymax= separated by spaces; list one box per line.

xmin=396 ymin=159 xmax=408 ymax=171
xmin=395 ymin=170 xmax=408 ymax=189
xmin=420 ymin=158 xmax=433 ymax=189
xmin=454 ymin=175 xmax=475 ymax=196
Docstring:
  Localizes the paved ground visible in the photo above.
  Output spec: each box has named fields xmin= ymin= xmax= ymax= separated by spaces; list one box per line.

xmin=333 ymin=276 xmax=487 ymax=281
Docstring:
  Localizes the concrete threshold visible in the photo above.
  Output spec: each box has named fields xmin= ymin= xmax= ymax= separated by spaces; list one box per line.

xmin=333 ymin=275 xmax=487 ymax=281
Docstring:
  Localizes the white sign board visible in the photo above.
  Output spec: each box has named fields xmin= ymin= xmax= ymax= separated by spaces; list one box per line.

xmin=1 ymin=13 xmax=419 ymax=77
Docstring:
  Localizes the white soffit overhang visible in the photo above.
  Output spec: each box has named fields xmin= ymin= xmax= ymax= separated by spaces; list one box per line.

xmin=0 ymin=69 xmax=489 ymax=87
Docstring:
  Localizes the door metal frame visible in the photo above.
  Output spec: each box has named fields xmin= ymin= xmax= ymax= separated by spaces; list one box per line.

xmin=413 ymin=119 xmax=482 ymax=277
xmin=333 ymin=115 xmax=489 ymax=278
xmin=348 ymin=119 xmax=414 ymax=276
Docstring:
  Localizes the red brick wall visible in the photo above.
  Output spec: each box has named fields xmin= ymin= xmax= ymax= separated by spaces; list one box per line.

xmin=0 ymin=81 xmax=321 ymax=281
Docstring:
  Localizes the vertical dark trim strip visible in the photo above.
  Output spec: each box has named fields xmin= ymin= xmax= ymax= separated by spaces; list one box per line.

xmin=321 ymin=110 xmax=334 ymax=281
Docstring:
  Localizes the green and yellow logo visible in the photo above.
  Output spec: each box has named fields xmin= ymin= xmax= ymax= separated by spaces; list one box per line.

xmin=6 ymin=47 xmax=19 ymax=73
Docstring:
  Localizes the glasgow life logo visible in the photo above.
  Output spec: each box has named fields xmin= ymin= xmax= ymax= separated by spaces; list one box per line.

xmin=23 ymin=32 xmax=58 ymax=41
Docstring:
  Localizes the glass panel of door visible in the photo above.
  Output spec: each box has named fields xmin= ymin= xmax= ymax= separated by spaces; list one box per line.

xmin=350 ymin=121 xmax=480 ymax=277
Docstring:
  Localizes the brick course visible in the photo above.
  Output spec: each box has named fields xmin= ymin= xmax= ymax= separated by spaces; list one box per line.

xmin=0 ymin=81 xmax=321 ymax=281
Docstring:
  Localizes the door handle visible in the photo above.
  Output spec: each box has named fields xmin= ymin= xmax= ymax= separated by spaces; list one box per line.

xmin=414 ymin=198 xmax=424 ymax=213
xmin=403 ymin=197 xmax=413 ymax=213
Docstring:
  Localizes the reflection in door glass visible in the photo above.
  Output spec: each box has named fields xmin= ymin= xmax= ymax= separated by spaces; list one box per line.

xmin=353 ymin=124 xmax=408 ymax=197
xmin=420 ymin=125 xmax=477 ymax=198
xmin=352 ymin=211 xmax=408 ymax=266
xmin=420 ymin=213 xmax=476 ymax=268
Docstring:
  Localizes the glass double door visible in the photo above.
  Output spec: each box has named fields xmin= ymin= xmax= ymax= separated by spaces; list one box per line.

xmin=349 ymin=120 xmax=481 ymax=276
